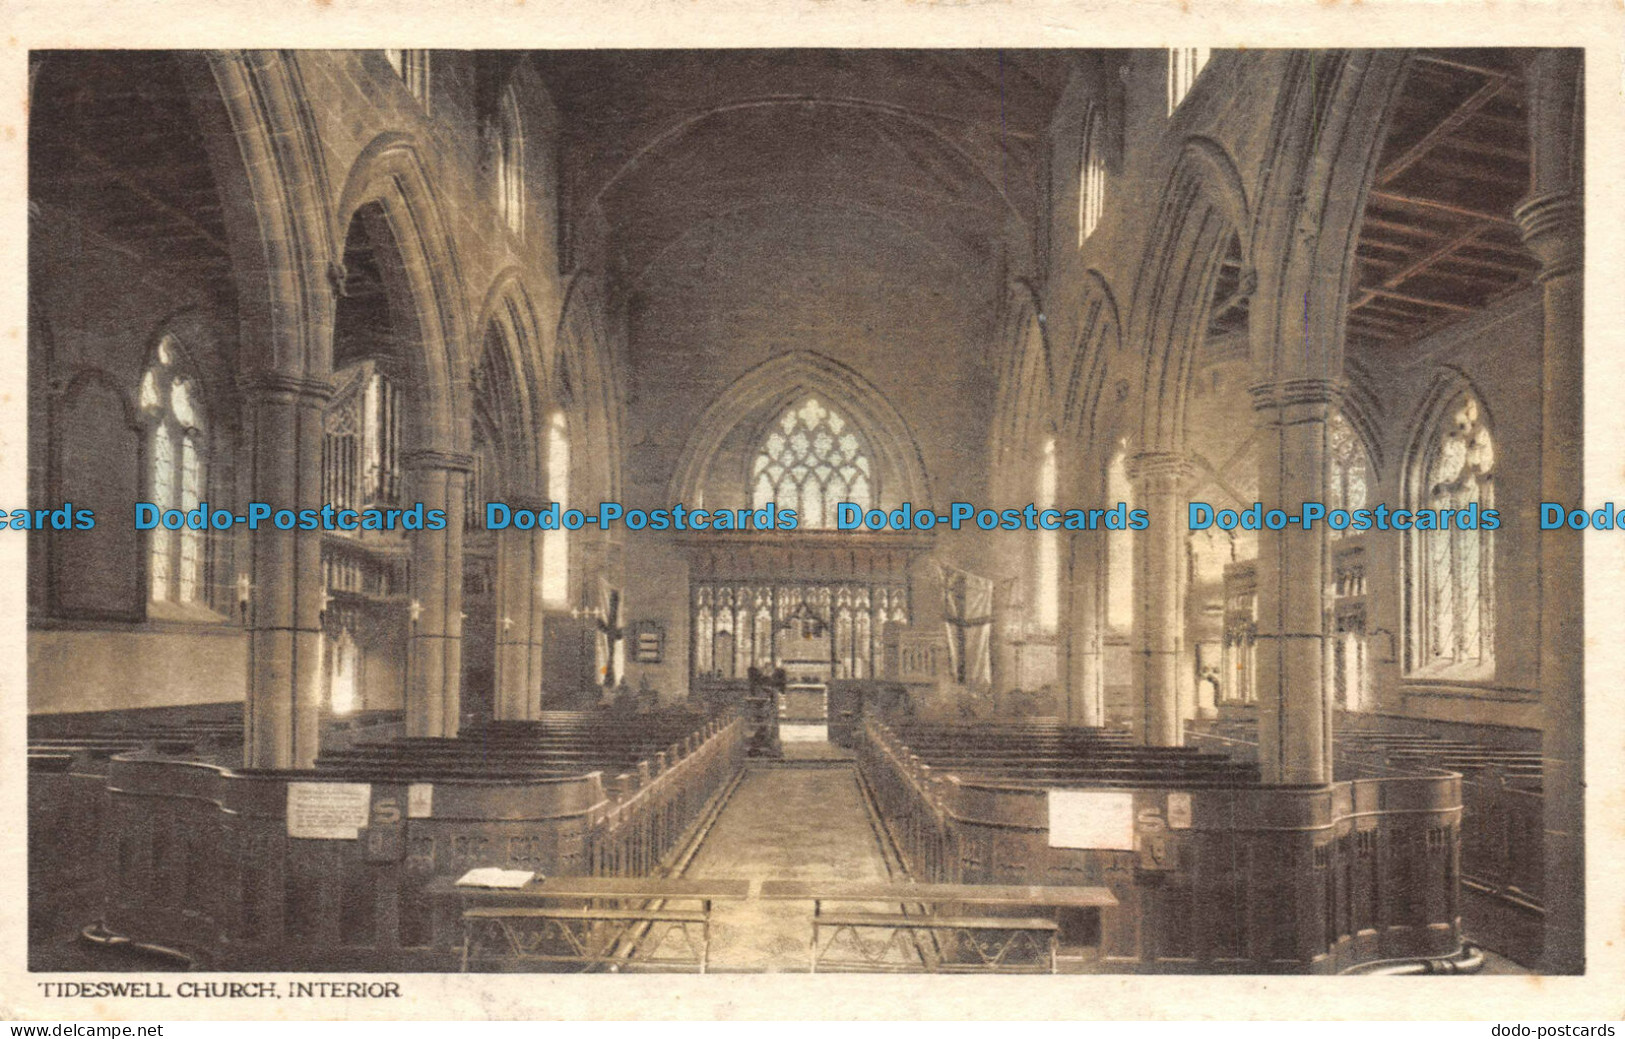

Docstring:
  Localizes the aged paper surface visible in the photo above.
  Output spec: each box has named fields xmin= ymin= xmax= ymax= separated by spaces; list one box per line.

xmin=2 ymin=0 xmax=1624 ymax=1021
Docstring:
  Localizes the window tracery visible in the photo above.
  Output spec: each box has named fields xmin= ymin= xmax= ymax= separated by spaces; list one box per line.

xmin=140 ymin=336 xmax=207 ymax=606
xmin=750 ymin=398 xmax=874 ymax=529
xmin=1417 ymin=391 xmax=1495 ymax=672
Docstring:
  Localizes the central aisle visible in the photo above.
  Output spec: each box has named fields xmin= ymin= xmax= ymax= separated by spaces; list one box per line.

xmin=679 ymin=764 xmax=896 ymax=971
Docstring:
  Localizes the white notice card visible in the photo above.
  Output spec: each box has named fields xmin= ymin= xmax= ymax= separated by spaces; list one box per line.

xmin=456 ymin=868 xmax=536 ymax=889
xmin=286 ymin=782 xmax=372 ymax=839
xmin=1047 ymin=790 xmax=1136 ymax=850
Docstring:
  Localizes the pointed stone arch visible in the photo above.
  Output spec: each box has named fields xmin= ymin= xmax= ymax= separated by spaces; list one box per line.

xmin=554 ymin=271 xmax=625 ymax=507
xmin=1060 ymin=269 xmax=1126 ymax=473
xmin=474 ymin=268 xmax=546 ymax=495
xmin=333 ymin=132 xmax=472 ymax=457
xmin=990 ymin=280 xmax=1057 ymax=502
xmin=1250 ymin=50 xmax=1412 ymax=388
xmin=189 ymin=52 xmax=336 ymax=379
xmin=1127 ymin=136 xmax=1254 ymax=454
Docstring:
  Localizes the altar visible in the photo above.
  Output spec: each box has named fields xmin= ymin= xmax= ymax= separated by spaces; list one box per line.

xmin=778 ymin=630 xmax=831 ymax=741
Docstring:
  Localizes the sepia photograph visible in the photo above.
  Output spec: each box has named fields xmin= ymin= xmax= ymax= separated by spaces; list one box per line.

xmin=8 ymin=18 xmax=1618 ymax=1019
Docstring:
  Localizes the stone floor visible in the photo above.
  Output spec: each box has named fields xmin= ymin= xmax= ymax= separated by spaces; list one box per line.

xmin=674 ymin=762 xmax=901 ymax=971
xmin=664 ymin=758 xmax=1541 ymax=975
xmin=1476 ymin=948 xmax=1534 ymax=974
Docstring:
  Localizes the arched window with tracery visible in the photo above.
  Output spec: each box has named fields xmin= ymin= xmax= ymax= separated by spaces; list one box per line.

xmin=139 ymin=335 xmax=206 ymax=605
xmin=382 ymin=49 xmax=430 ymax=107
xmin=495 ymin=86 xmax=524 ymax=236
xmin=1077 ymin=106 xmax=1106 ymax=247
xmin=750 ymin=397 xmax=873 ymax=529
xmin=1328 ymin=412 xmax=1374 ymax=708
xmin=1416 ymin=391 xmax=1495 ymax=673
xmin=1167 ymin=47 xmax=1212 ymax=115
xmin=1105 ymin=446 xmax=1133 ymax=632
xmin=1328 ymin=411 xmax=1371 ymax=540
xmin=542 ymin=410 xmax=570 ymax=607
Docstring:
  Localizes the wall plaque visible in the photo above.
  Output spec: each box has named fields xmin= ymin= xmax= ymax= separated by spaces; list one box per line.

xmin=634 ymin=621 xmax=664 ymax=664
xmin=286 ymin=782 xmax=372 ymax=839
xmin=408 ymin=783 xmax=434 ymax=818
xmin=1167 ymin=791 xmax=1193 ymax=829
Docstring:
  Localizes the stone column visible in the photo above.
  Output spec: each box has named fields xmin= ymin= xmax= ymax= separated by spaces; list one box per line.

xmin=989 ymin=578 xmax=1017 ymax=706
xmin=1250 ymin=378 xmax=1335 ymax=785
xmin=526 ymin=507 xmax=552 ymax=710
xmin=243 ymin=375 xmax=331 ymax=769
xmin=493 ymin=494 xmax=547 ymax=721
xmin=1516 ymin=46 xmax=1584 ymax=976
xmin=1127 ymin=452 xmax=1193 ymax=746
xmin=1063 ymin=531 xmax=1104 ymax=726
xmin=405 ymin=450 xmax=471 ymax=737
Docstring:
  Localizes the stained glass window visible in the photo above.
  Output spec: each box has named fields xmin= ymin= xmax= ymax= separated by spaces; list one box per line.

xmin=1078 ymin=107 xmax=1106 ymax=247
xmin=1328 ymin=412 xmax=1371 ymax=540
xmin=496 ymin=87 xmax=524 ymax=236
xmin=179 ymin=432 xmax=203 ymax=602
xmin=1420 ymin=392 xmax=1494 ymax=671
xmin=751 ymin=398 xmax=873 ymax=529
xmin=140 ymin=335 xmax=205 ymax=606
xmin=150 ymin=424 xmax=173 ymax=602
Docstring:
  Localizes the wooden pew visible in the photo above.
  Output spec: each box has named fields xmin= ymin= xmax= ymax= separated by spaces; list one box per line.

xmin=1192 ymin=716 xmax=1540 ymax=966
xmin=857 ymin=718 xmax=1467 ymax=974
xmin=88 ymin=713 xmax=748 ymax=970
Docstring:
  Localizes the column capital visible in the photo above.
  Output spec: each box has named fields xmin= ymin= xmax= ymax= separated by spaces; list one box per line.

xmin=403 ymin=449 xmax=476 ymax=473
xmin=1514 ymin=192 xmax=1583 ymax=282
xmin=1123 ymin=451 xmax=1197 ymax=487
xmin=240 ymin=371 xmax=333 ymax=406
xmin=1248 ymin=378 xmax=1341 ymax=412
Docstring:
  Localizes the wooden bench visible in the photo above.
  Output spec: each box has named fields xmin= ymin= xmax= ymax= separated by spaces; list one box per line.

xmin=446 ymin=876 xmax=751 ymax=973
xmin=759 ymin=879 xmax=1114 ymax=973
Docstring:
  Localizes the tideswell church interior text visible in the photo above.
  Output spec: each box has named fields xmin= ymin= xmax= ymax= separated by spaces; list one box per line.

xmin=26 ymin=48 xmax=1583 ymax=976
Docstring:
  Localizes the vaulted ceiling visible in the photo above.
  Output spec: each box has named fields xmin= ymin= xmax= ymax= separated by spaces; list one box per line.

xmin=533 ymin=50 xmax=1077 ymax=285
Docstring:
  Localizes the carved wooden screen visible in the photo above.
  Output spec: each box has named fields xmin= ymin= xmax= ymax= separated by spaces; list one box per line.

xmin=691 ymin=580 xmax=908 ymax=680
